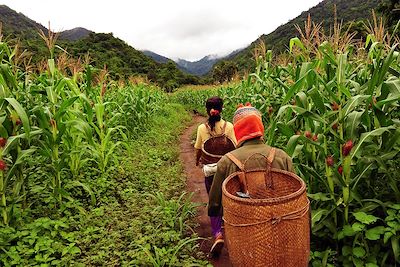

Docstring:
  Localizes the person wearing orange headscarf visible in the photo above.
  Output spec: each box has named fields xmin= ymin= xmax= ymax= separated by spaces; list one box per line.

xmin=207 ymin=103 xmax=294 ymax=256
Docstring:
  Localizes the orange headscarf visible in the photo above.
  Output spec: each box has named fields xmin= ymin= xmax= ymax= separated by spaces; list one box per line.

xmin=233 ymin=103 xmax=264 ymax=146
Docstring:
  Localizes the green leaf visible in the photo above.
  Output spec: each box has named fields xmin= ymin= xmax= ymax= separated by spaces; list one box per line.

xmin=345 ymin=111 xmax=363 ymax=140
xmin=308 ymin=193 xmax=331 ymax=201
xmin=311 ymin=209 xmax=327 ymax=228
xmin=70 ymin=246 xmax=81 ymax=255
xmin=377 ymin=78 xmax=400 ymax=107
xmin=377 ymin=44 xmax=398 ymax=86
xmin=352 ymin=222 xmax=365 ymax=232
xmin=289 ymin=37 xmax=305 ymax=52
xmin=4 ymin=98 xmax=31 ymax=138
xmin=277 ymin=105 xmax=325 ymax=123
xmin=365 ymin=226 xmax=386 ymax=240
xmin=54 ymin=96 xmax=79 ymax=121
xmin=353 ymin=247 xmax=366 ymax=258
xmin=391 ymin=235 xmax=399 ymax=262
xmin=351 ymin=126 xmax=396 ymax=159
xmin=48 ymin=59 xmax=55 ymax=77
xmin=338 ymin=225 xmax=355 ymax=240
xmin=342 ymin=95 xmax=370 ymax=118
xmin=353 ymin=212 xmax=378 ymax=225
xmin=342 ymin=246 xmax=352 ymax=256
xmin=286 ymin=134 xmax=302 ymax=156
xmin=68 ymin=181 xmax=96 ymax=206
xmin=309 ymin=87 xmax=326 ymax=113
xmin=388 ymin=204 xmax=400 ymax=210
xmin=383 ymin=231 xmax=394 ymax=244
xmin=283 ymin=68 xmax=313 ymax=104
xmin=3 ymin=129 xmax=42 ymax=155
xmin=277 ymin=122 xmax=294 ymax=137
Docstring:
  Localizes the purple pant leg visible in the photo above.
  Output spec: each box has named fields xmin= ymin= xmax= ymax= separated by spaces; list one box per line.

xmin=205 ymin=176 xmax=223 ymax=237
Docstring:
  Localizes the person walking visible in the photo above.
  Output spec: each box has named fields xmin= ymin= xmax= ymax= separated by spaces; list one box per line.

xmin=194 ymin=96 xmax=237 ymax=257
xmin=207 ymin=102 xmax=295 ymax=245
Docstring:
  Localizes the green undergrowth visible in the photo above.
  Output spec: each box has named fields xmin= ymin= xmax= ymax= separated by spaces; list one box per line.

xmin=0 ymin=103 xmax=209 ymax=266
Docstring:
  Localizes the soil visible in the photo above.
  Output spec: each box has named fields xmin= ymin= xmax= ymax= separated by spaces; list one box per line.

xmin=179 ymin=114 xmax=232 ymax=267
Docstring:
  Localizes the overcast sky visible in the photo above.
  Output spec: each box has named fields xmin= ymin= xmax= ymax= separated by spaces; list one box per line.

xmin=2 ymin=0 xmax=322 ymax=61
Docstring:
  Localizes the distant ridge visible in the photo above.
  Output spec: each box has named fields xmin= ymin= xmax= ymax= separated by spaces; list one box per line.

xmin=0 ymin=4 xmax=46 ymax=38
xmin=213 ymin=0 xmax=382 ymax=75
xmin=0 ymin=5 xmax=200 ymax=89
xmin=142 ymin=50 xmax=171 ymax=64
xmin=59 ymin=27 xmax=93 ymax=41
xmin=144 ymin=48 xmax=244 ymax=76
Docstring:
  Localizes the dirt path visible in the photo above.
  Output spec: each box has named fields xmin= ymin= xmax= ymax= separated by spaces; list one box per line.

xmin=179 ymin=114 xmax=232 ymax=267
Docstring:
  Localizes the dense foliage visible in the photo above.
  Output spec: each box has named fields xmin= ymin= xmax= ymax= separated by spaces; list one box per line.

xmin=0 ymin=40 xmax=207 ymax=266
xmin=174 ymin=21 xmax=400 ymax=266
xmin=65 ymin=33 xmax=200 ymax=90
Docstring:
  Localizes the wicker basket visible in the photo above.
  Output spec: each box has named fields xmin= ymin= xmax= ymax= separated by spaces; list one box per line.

xmin=201 ymin=122 xmax=235 ymax=164
xmin=201 ymin=135 xmax=236 ymax=164
xmin=222 ymin=150 xmax=310 ymax=267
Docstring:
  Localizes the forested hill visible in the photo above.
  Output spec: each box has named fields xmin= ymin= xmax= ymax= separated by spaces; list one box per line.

xmin=211 ymin=0 xmax=383 ymax=78
xmin=59 ymin=27 xmax=93 ymax=41
xmin=0 ymin=5 xmax=47 ymax=38
xmin=0 ymin=5 xmax=199 ymax=90
xmin=67 ymin=33 xmax=199 ymax=87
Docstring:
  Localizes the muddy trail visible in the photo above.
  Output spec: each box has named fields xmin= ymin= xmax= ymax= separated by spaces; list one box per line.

xmin=179 ymin=114 xmax=232 ymax=267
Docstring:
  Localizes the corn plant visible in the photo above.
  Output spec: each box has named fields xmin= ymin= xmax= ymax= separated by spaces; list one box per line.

xmin=173 ymin=22 xmax=400 ymax=266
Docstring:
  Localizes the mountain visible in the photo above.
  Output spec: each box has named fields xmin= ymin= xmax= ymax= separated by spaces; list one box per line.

xmin=0 ymin=5 xmax=199 ymax=90
xmin=59 ymin=27 xmax=92 ymax=41
xmin=213 ymin=0 xmax=382 ymax=76
xmin=175 ymin=55 xmax=220 ymax=76
xmin=144 ymin=48 xmax=246 ymax=76
xmin=0 ymin=5 xmax=46 ymax=38
xmin=142 ymin=50 xmax=171 ymax=64
xmin=142 ymin=50 xmax=220 ymax=76
xmin=175 ymin=48 xmax=245 ymax=76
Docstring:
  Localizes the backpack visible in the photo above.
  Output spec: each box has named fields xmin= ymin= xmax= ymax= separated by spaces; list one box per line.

xmin=201 ymin=121 xmax=236 ymax=164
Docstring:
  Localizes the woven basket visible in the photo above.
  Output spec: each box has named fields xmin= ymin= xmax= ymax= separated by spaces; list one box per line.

xmin=201 ymin=121 xmax=235 ymax=164
xmin=222 ymin=151 xmax=310 ymax=267
xmin=201 ymin=135 xmax=236 ymax=164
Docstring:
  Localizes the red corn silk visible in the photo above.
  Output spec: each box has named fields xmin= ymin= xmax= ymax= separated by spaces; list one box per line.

xmin=326 ymin=156 xmax=334 ymax=167
xmin=342 ymin=140 xmax=353 ymax=156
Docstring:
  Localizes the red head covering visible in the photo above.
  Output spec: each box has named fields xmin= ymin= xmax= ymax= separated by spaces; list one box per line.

xmin=233 ymin=103 xmax=264 ymax=146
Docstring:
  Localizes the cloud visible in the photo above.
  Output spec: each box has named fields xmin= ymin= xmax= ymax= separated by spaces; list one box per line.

xmin=1 ymin=0 xmax=323 ymax=61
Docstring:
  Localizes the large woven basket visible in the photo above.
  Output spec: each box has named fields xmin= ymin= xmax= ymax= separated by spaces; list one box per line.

xmin=222 ymin=150 xmax=310 ymax=267
xmin=201 ymin=134 xmax=236 ymax=164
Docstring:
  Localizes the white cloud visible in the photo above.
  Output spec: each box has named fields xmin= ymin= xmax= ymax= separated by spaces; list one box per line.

xmin=1 ymin=0 xmax=322 ymax=61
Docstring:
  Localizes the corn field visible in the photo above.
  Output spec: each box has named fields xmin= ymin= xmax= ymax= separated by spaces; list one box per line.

xmin=1 ymin=13 xmax=399 ymax=266
xmin=174 ymin=22 xmax=400 ymax=266
xmin=0 ymin=37 xmax=209 ymax=265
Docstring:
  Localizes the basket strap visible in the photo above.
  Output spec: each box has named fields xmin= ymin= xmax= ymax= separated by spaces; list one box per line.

xmin=226 ymin=153 xmax=248 ymax=193
xmin=265 ymin=148 xmax=276 ymax=188
xmin=267 ymin=147 xmax=276 ymax=164
xmin=223 ymin=198 xmax=310 ymax=227
xmin=226 ymin=153 xmax=244 ymax=171
xmin=204 ymin=123 xmax=215 ymax=137
xmin=221 ymin=121 xmax=227 ymax=133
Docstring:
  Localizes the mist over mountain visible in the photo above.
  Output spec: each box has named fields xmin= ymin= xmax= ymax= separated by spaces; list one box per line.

xmin=0 ymin=0 xmax=389 ymax=83
xmin=144 ymin=48 xmax=244 ymax=76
